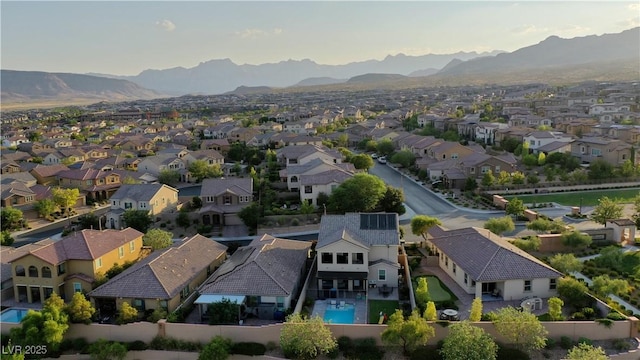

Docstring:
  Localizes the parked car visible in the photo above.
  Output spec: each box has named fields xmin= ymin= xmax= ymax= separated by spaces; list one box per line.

xmin=371 ymin=153 xmax=379 ymax=159
xmin=377 ymin=156 xmax=387 ymax=164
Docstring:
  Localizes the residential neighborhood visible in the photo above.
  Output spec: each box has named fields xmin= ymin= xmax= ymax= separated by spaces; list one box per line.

xmin=1 ymin=80 xmax=640 ymax=359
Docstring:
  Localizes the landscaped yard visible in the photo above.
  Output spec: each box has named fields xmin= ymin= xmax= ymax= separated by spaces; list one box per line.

xmin=504 ymin=188 xmax=640 ymax=207
xmin=368 ymin=300 xmax=399 ymax=324
xmin=413 ymin=275 xmax=458 ymax=303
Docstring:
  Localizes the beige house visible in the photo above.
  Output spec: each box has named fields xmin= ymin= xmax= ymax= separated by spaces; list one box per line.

xmin=570 ymin=137 xmax=637 ymax=165
xmin=316 ymin=213 xmax=401 ymax=299
xmin=9 ymin=228 xmax=144 ymax=304
xmin=88 ymin=234 xmax=227 ymax=317
xmin=428 ymin=226 xmax=562 ymax=301
xmin=106 ymin=184 xmax=179 ymax=229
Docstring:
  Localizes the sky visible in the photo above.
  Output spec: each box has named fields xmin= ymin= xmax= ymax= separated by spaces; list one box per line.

xmin=1 ymin=1 xmax=638 ymax=76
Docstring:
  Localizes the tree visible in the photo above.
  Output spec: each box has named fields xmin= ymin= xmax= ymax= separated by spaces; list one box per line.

xmin=238 ymin=202 xmax=262 ymax=232
xmin=537 ymin=152 xmax=546 ymax=166
xmin=440 ymin=321 xmax=497 ymax=360
xmin=122 ymin=210 xmax=153 ymax=233
xmin=549 ymin=253 xmax=583 ymax=274
xmin=423 ymin=301 xmax=437 ymax=321
xmin=2 ymin=230 xmax=14 ymax=246
xmin=591 ymin=196 xmax=623 ymax=227
xmin=522 ymin=154 xmax=538 ymax=167
xmin=482 ymin=171 xmax=495 ymax=187
xmin=588 ymin=159 xmax=614 ymax=180
xmin=34 ymin=198 xmax=57 ymax=220
xmin=464 ymin=177 xmax=478 ymax=192
xmin=505 ymin=197 xmax=525 ymax=218
xmin=327 ymin=173 xmax=386 ymax=213
xmin=10 ymin=293 xmax=69 ymax=352
xmin=390 ymin=150 xmax=416 ymax=168
xmin=117 ymin=302 xmax=138 ymax=324
xmin=566 ymin=343 xmax=609 ymax=360
xmin=526 ymin=218 xmax=566 ymax=233
xmin=207 ymin=299 xmax=240 ymax=325
xmin=143 ymin=229 xmax=173 ymax=250
xmin=511 ymin=171 xmax=526 ymax=184
xmin=350 ymin=153 xmax=374 ymax=171
xmin=189 ymin=160 xmax=223 ymax=182
xmin=381 ymin=309 xmax=435 ymax=355
xmin=483 ymin=216 xmax=515 ymax=235
xmin=561 ymin=231 xmax=592 ymax=248
xmin=176 ymin=210 xmax=191 ymax=229
xmin=66 ymin=292 xmax=96 ymax=324
xmin=497 ymin=171 xmax=511 ymax=185
xmin=158 ymin=169 xmax=181 ymax=186
xmin=469 ymin=297 xmax=483 ymax=322
xmin=415 ymin=277 xmax=430 ymax=311
xmin=280 ymin=313 xmax=337 ymax=360
xmin=77 ymin=212 xmax=99 ymax=230
xmin=492 ymin=306 xmax=548 ymax=353
xmin=198 ymin=336 xmax=232 ymax=360
xmin=121 ymin=176 xmax=140 ymax=185
xmin=633 ymin=193 xmax=640 ymax=229
xmin=411 ymin=215 xmax=442 ymax=242
xmin=191 ymin=196 xmax=203 ymax=209
xmin=376 ymin=186 xmax=406 ymax=215
xmin=52 ymin=187 xmax=80 ymax=216
xmin=548 ymin=297 xmax=564 ymax=321
xmin=1 ymin=207 xmax=24 ymax=231
xmin=591 ymin=275 xmax=629 ymax=298
xmin=557 ymin=277 xmax=590 ymax=310
xmin=89 ymin=339 xmax=127 ymax=360
xmin=376 ymin=139 xmax=395 ymax=156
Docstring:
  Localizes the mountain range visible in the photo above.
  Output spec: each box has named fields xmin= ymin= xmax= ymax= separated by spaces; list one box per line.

xmin=2 ymin=27 xmax=638 ymax=106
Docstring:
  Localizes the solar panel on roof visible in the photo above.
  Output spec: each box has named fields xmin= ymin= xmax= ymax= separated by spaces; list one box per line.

xmin=359 ymin=213 xmax=397 ymax=230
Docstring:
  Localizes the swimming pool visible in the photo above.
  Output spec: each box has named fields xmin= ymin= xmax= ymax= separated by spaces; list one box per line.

xmin=0 ymin=308 xmax=30 ymax=323
xmin=324 ymin=304 xmax=355 ymax=324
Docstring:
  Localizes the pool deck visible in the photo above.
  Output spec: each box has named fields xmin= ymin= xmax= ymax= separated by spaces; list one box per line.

xmin=312 ymin=298 xmax=368 ymax=324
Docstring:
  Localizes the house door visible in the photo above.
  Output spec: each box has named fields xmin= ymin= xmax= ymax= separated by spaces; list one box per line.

xmin=212 ymin=214 xmax=221 ymax=225
xmin=203 ymin=214 xmax=211 ymax=225
xmin=481 ymin=282 xmax=496 ymax=294
xmin=110 ymin=218 xmax=115 ymax=229
xmin=30 ymin=286 xmax=41 ymax=303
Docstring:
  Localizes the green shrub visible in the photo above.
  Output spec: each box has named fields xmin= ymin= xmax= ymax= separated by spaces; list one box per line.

xmin=126 ymin=340 xmax=148 ymax=351
xmin=571 ymin=312 xmax=585 ymax=320
xmin=290 ymin=218 xmax=300 ymax=226
xmin=595 ymin=318 xmax=614 ymax=328
xmin=607 ymin=311 xmax=628 ymax=320
xmin=577 ymin=337 xmax=592 ymax=346
xmin=613 ymin=338 xmax=631 ymax=351
xmin=497 ymin=345 xmax=530 ymax=360
xmin=560 ymin=336 xmax=573 ymax=349
xmin=265 ymin=341 xmax=278 ymax=351
xmin=73 ymin=337 xmax=90 ymax=353
xmin=337 ymin=336 xmax=353 ymax=352
xmin=582 ymin=307 xmax=596 ymax=320
xmin=230 ymin=342 xmax=266 ymax=356
xmin=544 ymin=338 xmax=556 ymax=349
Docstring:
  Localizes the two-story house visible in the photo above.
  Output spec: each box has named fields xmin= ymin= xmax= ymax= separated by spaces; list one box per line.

xmin=523 ymin=131 xmax=573 ymax=154
xmin=89 ymin=234 xmax=227 ymax=318
xmin=570 ymin=137 xmax=638 ymax=165
xmin=57 ymin=168 xmax=122 ymax=202
xmin=316 ymin=213 xmax=401 ymax=299
xmin=276 ymin=144 xmax=342 ymax=166
xmin=198 ymin=178 xmax=253 ymax=226
xmin=9 ymin=228 xmax=144 ymax=304
xmin=106 ymin=184 xmax=179 ymax=229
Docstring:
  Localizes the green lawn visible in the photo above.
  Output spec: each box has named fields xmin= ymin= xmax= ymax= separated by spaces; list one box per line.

xmin=504 ymin=188 xmax=640 ymax=207
xmin=413 ymin=275 xmax=458 ymax=302
xmin=368 ymin=300 xmax=399 ymax=324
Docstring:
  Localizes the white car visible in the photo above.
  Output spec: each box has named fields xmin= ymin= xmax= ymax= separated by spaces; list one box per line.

xmin=377 ymin=156 xmax=387 ymax=164
xmin=371 ymin=153 xmax=379 ymax=159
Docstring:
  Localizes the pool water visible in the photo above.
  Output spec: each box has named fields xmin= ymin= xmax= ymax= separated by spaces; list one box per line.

xmin=0 ymin=308 xmax=30 ymax=323
xmin=324 ymin=304 xmax=355 ymax=324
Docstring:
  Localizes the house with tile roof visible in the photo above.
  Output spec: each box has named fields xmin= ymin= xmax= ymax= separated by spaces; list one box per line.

xmin=8 ymin=228 xmax=144 ymax=304
xmin=198 ymin=178 xmax=253 ymax=227
xmin=106 ymin=184 xmax=179 ymax=229
xmin=570 ymin=137 xmax=638 ymax=165
xmin=316 ymin=213 xmax=401 ymax=299
xmin=88 ymin=234 xmax=227 ymax=317
xmin=195 ymin=234 xmax=311 ymax=321
xmin=427 ymin=226 xmax=562 ymax=301
xmin=57 ymin=168 xmax=122 ymax=202
xmin=1 ymin=241 xmax=56 ymax=303
xmin=523 ymin=131 xmax=573 ymax=154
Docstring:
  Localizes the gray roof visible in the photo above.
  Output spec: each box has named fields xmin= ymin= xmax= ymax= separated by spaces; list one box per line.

xmin=89 ymin=234 xmax=227 ymax=299
xmin=317 ymin=213 xmax=400 ymax=249
xmin=429 ymin=227 xmax=562 ymax=282
xmin=198 ymin=234 xmax=311 ymax=297
xmin=199 ymin=178 xmax=252 ymax=198
xmin=110 ymin=183 xmax=177 ymax=201
xmin=300 ymin=169 xmax=353 ymax=186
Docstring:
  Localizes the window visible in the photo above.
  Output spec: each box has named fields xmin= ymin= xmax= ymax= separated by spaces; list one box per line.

xmin=470 ymin=167 xmax=475 ymax=174
xmin=353 ymin=280 xmax=364 ymax=290
xmin=96 ymin=258 xmax=102 ymax=268
xmin=291 ymin=176 xmax=298 ymax=183
xmin=452 ymin=263 xmax=457 ymax=274
xmin=495 ymin=166 xmax=501 ymax=173
xmin=223 ymin=195 xmax=232 ymax=205
xmin=352 ymin=253 xmax=364 ymax=265
xmin=118 ymin=246 xmax=124 ymax=258
xmin=464 ymin=273 xmax=468 ymax=284
xmin=159 ymin=300 xmax=168 ymax=310
xmin=591 ymin=148 xmax=602 ymax=156
xmin=124 ymin=202 xmax=132 ymax=209
xmin=28 ymin=266 xmax=38 ymax=277
xmin=112 ymin=201 xmax=117 ymax=206
xmin=15 ymin=265 xmax=25 ymax=277
xmin=481 ymin=166 xmax=490 ymax=174
xmin=43 ymin=287 xmax=54 ymax=299
xmin=378 ymin=269 xmax=386 ymax=281
xmin=276 ymin=297 xmax=285 ymax=309
xmin=321 ymin=253 xmax=333 ymax=264
xmin=549 ymin=278 xmax=557 ymax=290
xmin=451 ymin=154 xmax=458 ymax=159
xmin=524 ymin=280 xmax=532 ymax=292
xmin=181 ymin=285 xmax=189 ymax=299
xmin=129 ymin=241 xmax=135 ymax=252
xmin=304 ymin=186 xmax=313 ymax=194
xmin=57 ymin=263 xmax=66 ymax=275
xmin=321 ymin=279 xmax=333 ymax=289
xmin=445 ymin=256 xmax=448 ymax=267
xmin=336 ymin=252 xmax=348 ymax=264
xmin=73 ymin=282 xmax=82 ymax=293
xmin=133 ymin=298 xmax=145 ymax=311
xmin=42 ymin=266 xmax=52 ymax=278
